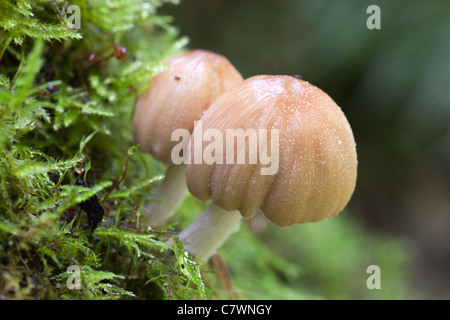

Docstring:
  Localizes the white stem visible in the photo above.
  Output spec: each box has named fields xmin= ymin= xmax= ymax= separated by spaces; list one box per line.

xmin=141 ymin=164 xmax=188 ymax=227
xmin=179 ymin=204 xmax=241 ymax=261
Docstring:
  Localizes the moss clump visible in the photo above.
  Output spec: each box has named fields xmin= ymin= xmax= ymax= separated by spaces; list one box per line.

xmin=0 ymin=0 xmax=203 ymax=300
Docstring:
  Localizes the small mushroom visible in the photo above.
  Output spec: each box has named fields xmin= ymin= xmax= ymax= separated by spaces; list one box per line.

xmin=179 ymin=75 xmax=358 ymax=261
xmin=132 ymin=49 xmax=243 ymax=226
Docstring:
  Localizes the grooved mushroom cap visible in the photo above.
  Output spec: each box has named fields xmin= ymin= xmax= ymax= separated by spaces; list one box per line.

xmin=186 ymin=75 xmax=358 ymax=227
xmin=132 ymin=49 xmax=243 ymax=165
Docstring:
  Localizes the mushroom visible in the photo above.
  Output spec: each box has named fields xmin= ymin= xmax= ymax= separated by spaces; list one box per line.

xmin=179 ymin=75 xmax=358 ymax=261
xmin=132 ymin=49 xmax=243 ymax=227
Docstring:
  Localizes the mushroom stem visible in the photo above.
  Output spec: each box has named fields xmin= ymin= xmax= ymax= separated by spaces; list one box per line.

xmin=179 ymin=204 xmax=241 ymax=262
xmin=141 ymin=164 xmax=188 ymax=227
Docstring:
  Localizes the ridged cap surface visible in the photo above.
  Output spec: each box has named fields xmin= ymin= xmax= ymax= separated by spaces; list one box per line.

xmin=186 ymin=75 xmax=358 ymax=227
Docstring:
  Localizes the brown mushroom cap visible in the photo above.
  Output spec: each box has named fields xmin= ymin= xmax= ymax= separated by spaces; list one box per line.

xmin=132 ymin=49 xmax=243 ymax=165
xmin=186 ymin=75 xmax=358 ymax=227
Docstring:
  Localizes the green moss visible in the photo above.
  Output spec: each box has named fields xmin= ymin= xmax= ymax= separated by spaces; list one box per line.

xmin=0 ymin=0 xmax=200 ymax=300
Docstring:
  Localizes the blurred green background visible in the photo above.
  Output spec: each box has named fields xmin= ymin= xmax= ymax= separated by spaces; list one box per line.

xmin=161 ymin=0 xmax=450 ymax=299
